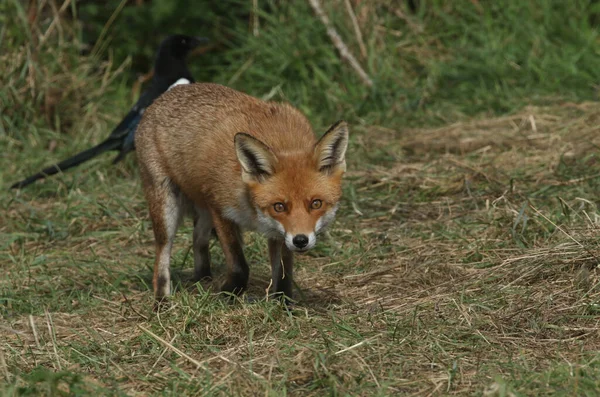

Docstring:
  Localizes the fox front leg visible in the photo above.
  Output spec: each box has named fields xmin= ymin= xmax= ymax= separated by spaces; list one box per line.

xmin=211 ymin=211 xmax=249 ymax=295
xmin=268 ymin=238 xmax=294 ymax=304
xmin=192 ymin=207 xmax=213 ymax=282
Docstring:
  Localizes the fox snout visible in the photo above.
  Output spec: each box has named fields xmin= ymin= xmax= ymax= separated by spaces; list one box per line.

xmin=286 ymin=232 xmax=316 ymax=252
xmin=283 ymin=204 xmax=338 ymax=252
xmin=292 ymin=234 xmax=309 ymax=248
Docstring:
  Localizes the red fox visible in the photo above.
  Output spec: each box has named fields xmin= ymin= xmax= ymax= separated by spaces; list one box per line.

xmin=135 ymin=83 xmax=348 ymax=302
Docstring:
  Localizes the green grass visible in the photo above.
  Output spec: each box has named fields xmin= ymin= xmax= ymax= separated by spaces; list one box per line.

xmin=3 ymin=0 xmax=600 ymax=395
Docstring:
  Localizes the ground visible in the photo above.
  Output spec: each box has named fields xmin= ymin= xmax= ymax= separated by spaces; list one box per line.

xmin=3 ymin=0 xmax=600 ymax=395
xmin=3 ymin=101 xmax=600 ymax=396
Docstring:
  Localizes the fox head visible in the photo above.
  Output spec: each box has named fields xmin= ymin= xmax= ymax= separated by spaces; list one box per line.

xmin=235 ymin=121 xmax=349 ymax=252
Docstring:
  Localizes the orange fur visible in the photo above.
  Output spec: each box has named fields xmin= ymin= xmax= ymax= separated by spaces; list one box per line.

xmin=135 ymin=83 xmax=348 ymax=302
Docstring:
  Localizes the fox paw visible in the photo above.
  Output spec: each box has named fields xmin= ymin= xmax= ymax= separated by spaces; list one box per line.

xmin=192 ymin=270 xmax=212 ymax=283
xmin=153 ymin=296 xmax=171 ymax=312
xmin=220 ymin=273 xmax=248 ymax=296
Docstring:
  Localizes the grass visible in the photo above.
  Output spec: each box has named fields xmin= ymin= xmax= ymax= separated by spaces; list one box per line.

xmin=3 ymin=0 xmax=600 ymax=395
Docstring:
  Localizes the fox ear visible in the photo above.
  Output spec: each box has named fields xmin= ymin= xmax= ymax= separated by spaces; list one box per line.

xmin=235 ymin=133 xmax=277 ymax=183
xmin=314 ymin=120 xmax=349 ymax=174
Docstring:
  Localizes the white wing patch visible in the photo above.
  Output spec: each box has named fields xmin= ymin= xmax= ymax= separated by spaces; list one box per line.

xmin=168 ymin=78 xmax=191 ymax=90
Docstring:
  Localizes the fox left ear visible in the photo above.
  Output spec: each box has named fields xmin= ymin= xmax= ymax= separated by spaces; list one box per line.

xmin=314 ymin=120 xmax=349 ymax=174
xmin=235 ymin=133 xmax=278 ymax=183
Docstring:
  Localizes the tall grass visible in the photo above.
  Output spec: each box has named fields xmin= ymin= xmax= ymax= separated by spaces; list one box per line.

xmin=0 ymin=0 xmax=134 ymax=188
xmin=3 ymin=0 xmax=600 ymax=143
xmin=204 ymin=0 xmax=600 ymax=127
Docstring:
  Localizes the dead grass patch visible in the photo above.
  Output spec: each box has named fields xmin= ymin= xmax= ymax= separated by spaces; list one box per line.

xmin=3 ymin=102 xmax=600 ymax=395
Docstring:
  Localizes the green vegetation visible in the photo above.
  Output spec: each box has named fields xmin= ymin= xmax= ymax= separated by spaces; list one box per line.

xmin=2 ymin=0 xmax=600 ymax=395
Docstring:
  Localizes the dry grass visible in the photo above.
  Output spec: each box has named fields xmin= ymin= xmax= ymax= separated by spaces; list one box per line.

xmin=3 ymin=102 xmax=600 ymax=395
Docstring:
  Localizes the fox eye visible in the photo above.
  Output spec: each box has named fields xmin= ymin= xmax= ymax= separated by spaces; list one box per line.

xmin=310 ymin=199 xmax=322 ymax=210
xmin=273 ymin=202 xmax=286 ymax=213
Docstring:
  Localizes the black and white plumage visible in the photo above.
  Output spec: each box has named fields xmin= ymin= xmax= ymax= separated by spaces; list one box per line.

xmin=11 ymin=34 xmax=206 ymax=189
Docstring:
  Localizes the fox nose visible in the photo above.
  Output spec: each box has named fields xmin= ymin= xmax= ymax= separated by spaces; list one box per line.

xmin=292 ymin=234 xmax=309 ymax=249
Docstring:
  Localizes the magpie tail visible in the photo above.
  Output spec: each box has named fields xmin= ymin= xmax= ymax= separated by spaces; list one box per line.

xmin=10 ymin=138 xmax=122 ymax=189
xmin=111 ymin=145 xmax=134 ymax=165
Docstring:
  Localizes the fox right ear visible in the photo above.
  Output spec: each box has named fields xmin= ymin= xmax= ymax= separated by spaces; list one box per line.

xmin=234 ymin=133 xmax=278 ymax=183
xmin=314 ymin=120 xmax=349 ymax=175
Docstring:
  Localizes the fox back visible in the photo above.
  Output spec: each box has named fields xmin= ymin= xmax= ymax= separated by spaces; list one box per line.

xmin=135 ymin=83 xmax=348 ymax=302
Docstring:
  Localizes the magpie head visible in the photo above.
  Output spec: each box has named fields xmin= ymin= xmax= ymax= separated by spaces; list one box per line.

xmin=161 ymin=35 xmax=208 ymax=59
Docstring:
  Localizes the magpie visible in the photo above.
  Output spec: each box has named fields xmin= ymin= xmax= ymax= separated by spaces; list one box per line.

xmin=10 ymin=34 xmax=207 ymax=190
